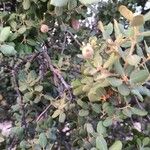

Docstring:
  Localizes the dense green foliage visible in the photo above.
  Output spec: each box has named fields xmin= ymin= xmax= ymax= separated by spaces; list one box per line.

xmin=0 ymin=0 xmax=150 ymax=149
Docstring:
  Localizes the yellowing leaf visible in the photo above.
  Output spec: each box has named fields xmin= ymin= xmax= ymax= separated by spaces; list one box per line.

xmin=52 ymin=109 xmax=61 ymax=118
xmin=118 ymin=5 xmax=133 ymax=21
xmin=131 ymin=15 xmax=144 ymax=26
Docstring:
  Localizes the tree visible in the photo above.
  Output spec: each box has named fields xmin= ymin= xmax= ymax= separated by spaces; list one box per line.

xmin=0 ymin=0 xmax=150 ymax=149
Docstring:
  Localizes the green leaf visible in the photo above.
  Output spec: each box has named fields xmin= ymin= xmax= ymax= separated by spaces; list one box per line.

xmin=79 ymin=0 xmax=100 ymax=5
xmin=59 ymin=112 xmax=66 ymax=123
xmin=23 ymin=0 xmax=31 ymax=10
xmin=91 ymin=103 xmax=101 ymax=113
xmin=0 ymin=26 xmax=11 ymax=42
xmin=0 ymin=136 xmax=4 ymax=143
xmin=141 ymin=31 xmax=150 ymax=37
xmin=82 ymin=84 xmax=91 ymax=92
xmin=39 ymin=133 xmax=47 ymax=148
xmin=131 ymin=107 xmax=148 ymax=116
xmin=143 ymin=137 xmax=150 ymax=146
xmin=96 ymin=135 xmax=108 ymax=150
xmin=34 ymin=85 xmax=43 ymax=92
xmin=126 ymin=55 xmax=141 ymax=66
xmin=50 ymin=0 xmax=68 ymax=7
xmin=0 ymin=44 xmax=17 ymax=56
xmin=103 ymin=117 xmax=113 ymax=127
xmin=77 ymin=99 xmax=89 ymax=109
xmin=18 ymin=25 xmax=26 ymax=34
xmin=68 ymin=0 xmax=77 ymax=10
xmin=103 ymin=53 xmax=118 ymax=69
xmin=79 ymin=109 xmax=89 ymax=117
xmin=114 ymin=19 xmax=122 ymax=37
xmin=54 ymin=6 xmax=63 ymax=16
xmin=131 ymin=89 xmax=143 ymax=102
xmin=130 ymin=70 xmax=149 ymax=84
xmin=93 ymin=53 xmax=103 ymax=68
xmin=52 ymin=109 xmax=61 ymax=118
xmin=107 ymin=78 xmax=122 ymax=87
xmin=97 ymin=121 xmax=106 ymax=135
xmin=19 ymin=84 xmax=27 ymax=92
xmin=104 ymin=22 xmax=113 ymax=35
xmin=86 ymin=123 xmax=94 ymax=133
xmin=114 ymin=60 xmax=125 ymax=76
xmin=109 ymin=140 xmax=122 ymax=150
xmin=73 ymin=86 xmax=84 ymax=96
xmin=122 ymin=108 xmax=132 ymax=117
xmin=118 ymin=84 xmax=130 ymax=96
xmin=71 ymin=79 xmax=81 ymax=88
xmin=144 ymin=11 xmax=150 ymax=21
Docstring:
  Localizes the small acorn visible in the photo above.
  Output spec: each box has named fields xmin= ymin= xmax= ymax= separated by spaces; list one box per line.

xmin=40 ymin=24 xmax=49 ymax=33
xmin=81 ymin=43 xmax=94 ymax=59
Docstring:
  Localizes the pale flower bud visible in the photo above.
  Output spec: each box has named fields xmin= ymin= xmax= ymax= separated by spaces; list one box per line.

xmin=40 ymin=24 xmax=49 ymax=33
xmin=82 ymin=43 xmax=94 ymax=59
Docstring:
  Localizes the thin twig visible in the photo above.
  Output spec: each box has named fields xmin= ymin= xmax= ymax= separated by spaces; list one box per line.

xmin=12 ymin=69 xmax=26 ymax=127
xmin=67 ymin=30 xmax=82 ymax=47
xmin=36 ymin=104 xmax=51 ymax=122
xmin=42 ymin=47 xmax=71 ymax=90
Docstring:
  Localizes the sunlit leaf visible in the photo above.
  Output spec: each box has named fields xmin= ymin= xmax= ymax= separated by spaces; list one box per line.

xmin=79 ymin=0 xmax=100 ymax=5
xmin=0 ymin=26 xmax=11 ymax=42
xmin=50 ymin=0 xmax=68 ymax=7
xmin=109 ymin=140 xmax=122 ymax=150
